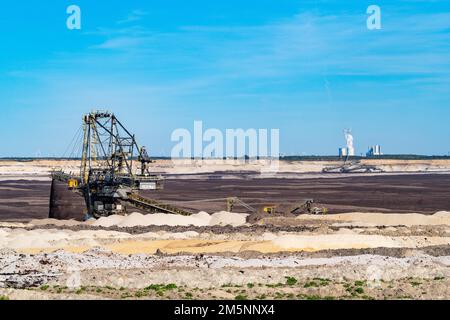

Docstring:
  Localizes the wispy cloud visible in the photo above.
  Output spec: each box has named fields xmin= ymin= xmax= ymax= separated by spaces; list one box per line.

xmin=94 ymin=37 xmax=144 ymax=50
xmin=88 ymin=9 xmax=450 ymax=80
xmin=117 ymin=9 xmax=147 ymax=25
xmin=8 ymin=6 xmax=450 ymax=109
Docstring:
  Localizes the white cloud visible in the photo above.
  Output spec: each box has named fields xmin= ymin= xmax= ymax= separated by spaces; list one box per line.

xmin=9 ymin=7 xmax=450 ymax=104
xmin=117 ymin=10 xmax=147 ymax=25
xmin=94 ymin=37 xmax=144 ymax=49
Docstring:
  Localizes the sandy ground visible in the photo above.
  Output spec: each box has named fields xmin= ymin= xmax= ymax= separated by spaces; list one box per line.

xmin=2 ymin=158 xmax=450 ymax=177
xmin=2 ymin=209 xmax=450 ymax=300
xmin=1 ymin=162 xmax=450 ymax=300
xmin=295 ymin=211 xmax=450 ymax=226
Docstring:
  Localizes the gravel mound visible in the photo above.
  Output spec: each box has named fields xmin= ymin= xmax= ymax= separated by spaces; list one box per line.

xmin=91 ymin=211 xmax=248 ymax=228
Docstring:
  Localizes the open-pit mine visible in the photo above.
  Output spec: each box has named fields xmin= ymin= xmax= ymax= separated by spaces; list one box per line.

xmin=2 ymin=157 xmax=450 ymax=300
xmin=1 ymin=112 xmax=450 ymax=300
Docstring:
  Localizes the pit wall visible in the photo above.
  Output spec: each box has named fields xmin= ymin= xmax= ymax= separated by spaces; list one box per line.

xmin=1 ymin=159 xmax=450 ymax=176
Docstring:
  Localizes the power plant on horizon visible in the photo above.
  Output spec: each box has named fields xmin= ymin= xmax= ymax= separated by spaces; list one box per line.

xmin=338 ymin=129 xmax=382 ymax=158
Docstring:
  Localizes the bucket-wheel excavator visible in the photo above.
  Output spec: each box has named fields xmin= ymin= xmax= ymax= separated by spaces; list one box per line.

xmin=49 ymin=111 xmax=327 ymax=221
xmin=49 ymin=111 xmax=191 ymax=220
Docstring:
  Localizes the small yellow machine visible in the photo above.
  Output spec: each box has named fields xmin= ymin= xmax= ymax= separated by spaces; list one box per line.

xmin=226 ymin=197 xmax=327 ymax=215
xmin=263 ymin=206 xmax=276 ymax=214
xmin=68 ymin=179 xmax=79 ymax=189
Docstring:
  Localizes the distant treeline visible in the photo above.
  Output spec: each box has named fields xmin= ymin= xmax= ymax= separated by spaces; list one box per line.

xmin=2 ymin=155 xmax=450 ymax=162
xmin=281 ymin=155 xmax=450 ymax=161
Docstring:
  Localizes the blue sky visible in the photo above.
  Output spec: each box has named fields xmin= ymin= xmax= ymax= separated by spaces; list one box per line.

xmin=1 ymin=0 xmax=449 ymax=157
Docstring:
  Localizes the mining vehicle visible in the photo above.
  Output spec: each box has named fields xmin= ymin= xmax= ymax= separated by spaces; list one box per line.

xmin=226 ymin=197 xmax=327 ymax=215
xmin=49 ymin=111 xmax=326 ymax=221
xmin=323 ymin=158 xmax=383 ymax=173
xmin=49 ymin=111 xmax=191 ymax=220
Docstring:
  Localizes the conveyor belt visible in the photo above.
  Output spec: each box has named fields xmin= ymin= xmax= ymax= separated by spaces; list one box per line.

xmin=127 ymin=193 xmax=193 ymax=216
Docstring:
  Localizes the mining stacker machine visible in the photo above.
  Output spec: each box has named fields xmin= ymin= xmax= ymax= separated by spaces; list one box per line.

xmin=226 ymin=197 xmax=326 ymax=215
xmin=322 ymin=156 xmax=383 ymax=174
xmin=49 ymin=111 xmax=191 ymax=220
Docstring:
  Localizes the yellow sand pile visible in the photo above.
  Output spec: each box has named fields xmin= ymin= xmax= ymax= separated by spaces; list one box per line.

xmin=2 ymin=228 xmax=450 ymax=254
xmin=297 ymin=211 xmax=450 ymax=227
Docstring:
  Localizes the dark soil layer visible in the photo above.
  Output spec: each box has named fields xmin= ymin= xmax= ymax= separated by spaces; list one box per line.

xmin=0 ymin=180 xmax=51 ymax=221
xmin=143 ymin=173 xmax=450 ymax=214
xmin=2 ymin=173 xmax=450 ymax=221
